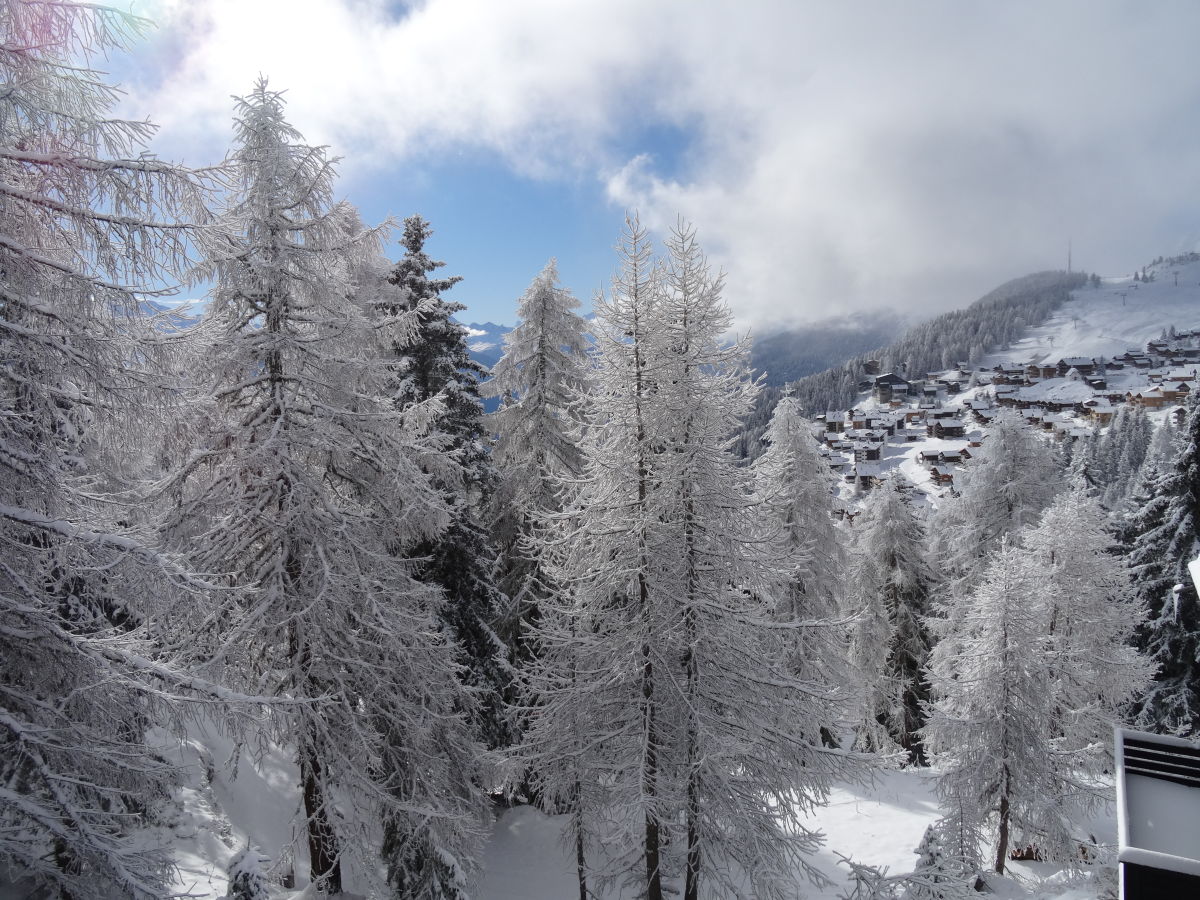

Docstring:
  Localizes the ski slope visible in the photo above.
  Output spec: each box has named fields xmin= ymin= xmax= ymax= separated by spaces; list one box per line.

xmin=979 ymin=259 xmax=1200 ymax=369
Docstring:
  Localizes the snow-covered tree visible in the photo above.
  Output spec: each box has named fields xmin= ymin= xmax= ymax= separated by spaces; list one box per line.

xmin=523 ymin=218 xmax=854 ymax=900
xmin=225 ymin=846 xmax=270 ymax=900
xmin=1119 ymin=391 xmax=1200 ymax=735
xmin=904 ymin=820 xmax=976 ymax=900
xmin=163 ymin=82 xmax=486 ymax=896
xmin=924 ymin=539 xmax=1060 ymax=874
xmin=0 ymin=2 xmax=223 ymax=896
xmin=1096 ymin=405 xmax=1152 ymax=509
xmin=926 ymin=487 xmax=1150 ymax=875
xmin=481 ymin=259 xmax=590 ymax=662
xmin=752 ymin=396 xmax=845 ymax=623
xmin=386 ymin=216 xmax=513 ymax=749
xmin=929 ymin=411 xmax=1060 ymax=596
xmin=750 ymin=394 xmax=849 ymax=746
xmin=845 ymin=475 xmax=935 ymax=764
xmin=1025 ymin=484 xmax=1151 ymax=755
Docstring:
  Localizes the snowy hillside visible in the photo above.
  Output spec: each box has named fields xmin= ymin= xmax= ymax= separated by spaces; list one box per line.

xmin=802 ymin=259 xmax=1200 ymax=507
xmin=979 ymin=259 xmax=1200 ymax=367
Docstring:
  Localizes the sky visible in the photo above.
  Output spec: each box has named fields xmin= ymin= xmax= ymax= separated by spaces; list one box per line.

xmin=110 ymin=0 xmax=1200 ymax=330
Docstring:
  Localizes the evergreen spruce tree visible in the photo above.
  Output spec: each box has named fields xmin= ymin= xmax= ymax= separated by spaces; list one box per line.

xmin=1099 ymin=405 xmax=1152 ymax=510
xmin=225 ymin=846 xmax=270 ymax=900
xmin=0 ymin=3 xmax=221 ymax=896
xmin=481 ymin=259 xmax=590 ymax=663
xmin=164 ymin=83 xmax=486 ymax=896
xmin=386 ymin=216 xmax=513 ymax=749
xmin=905 ymin=820 xmax=975 ymax=900
xmin=845 ymin=474 xmax=935 ymax=764
xmin=1120 ymin=391 xmax=1200 ymax=734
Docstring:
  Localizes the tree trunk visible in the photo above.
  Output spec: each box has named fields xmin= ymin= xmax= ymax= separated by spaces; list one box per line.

xmin=642 ymin=638 xmax=664 ymax=900
xmin=685 ymin=714 xmax=701 ymax=900
xmin=575 ymin=799 xmax=589 ymax=900
xmin=302 ymin=736 xmax=343 ymax=894
xmin=292 ymin=618 xmax=342 ymax=895
xmin=994 ymin=791 xmax=1010 ymax=875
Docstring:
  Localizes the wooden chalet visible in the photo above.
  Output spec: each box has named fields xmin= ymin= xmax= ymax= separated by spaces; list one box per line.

xmin=845 ymin=462 xmax=885 ymax=491
xmin=1058 ymin=357 xmax=1097 ymax=376
xmin=1084 ymin=398 xmax=1116 ymax=424
xmin=928 ymin=466 xmax=954 ymax=486
xmin=1027 ymin=363 xmax=1058 ymax=380
xmin=1161 ymin=381 xmax=1192 ymax=403
xmin=932 ymin=418 xmax=966 ymax=439
xmin=995 ymin=386 xmax=1020 ymax=407
xmin=873 ymin=372 xmax=910 ymax=403
xmin=1128 ymin=387 xmax=1169 ymax=409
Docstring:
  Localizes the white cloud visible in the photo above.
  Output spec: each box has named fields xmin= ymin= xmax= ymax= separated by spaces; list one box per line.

xmin=122 ymin=0 xmax=1200 ymax=330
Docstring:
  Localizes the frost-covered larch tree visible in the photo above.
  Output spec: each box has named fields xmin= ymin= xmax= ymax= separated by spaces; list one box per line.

xmin=1024 ymin=484 xmax=1151 ymax=760
xmin=926 ymin=485 xmax=1150 ymax=876
xmin=924 ymin=539 xmax=1060 ymax=876
xmin=0 ymin=2 xmax=222 ymax=896
xmin=524 ymin=217 xmax=855 ymax=900
xmin=750 ymin=393 xmax=850 ymax=744
xmin=481 ymin=259 xmax=590 ymax=663
xmin=928 ymin=410 xmax=1060 ymax=676
xmin=844 ymin=474 xmax=935 ymax=764
xmin=163 ymin=82 xmax=486 ymax=896
xmin=1119 ymin=391 xmax=1200 ymax=735
xmin=386 ymin=216 xmax=513 ymax=749
xmin=930 ymin=410 xmax=1060 ymax=596
xmin=519 ymin=215 xmax=662 ymax=900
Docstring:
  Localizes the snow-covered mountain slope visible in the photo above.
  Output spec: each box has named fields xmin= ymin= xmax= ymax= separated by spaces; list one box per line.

xmin=979 ymin=259 xmax=1200 ymax=367
xmin=462 ymin=321 xmax=511 ymax=369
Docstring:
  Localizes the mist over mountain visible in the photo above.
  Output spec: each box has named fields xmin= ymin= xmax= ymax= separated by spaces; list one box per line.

xmin=749 ymin=311 xmax=909 ymax=386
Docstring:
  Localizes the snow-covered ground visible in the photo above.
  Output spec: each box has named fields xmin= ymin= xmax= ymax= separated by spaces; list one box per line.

xmin=474 ymin=769 xmax=1116 ymax=900
xmin=165 ymin=739 xmax=1116 ymax=900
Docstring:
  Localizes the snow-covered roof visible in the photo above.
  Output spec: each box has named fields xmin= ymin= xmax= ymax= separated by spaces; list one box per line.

xmin=1017 ymin=378 xmax=1095 ymax=404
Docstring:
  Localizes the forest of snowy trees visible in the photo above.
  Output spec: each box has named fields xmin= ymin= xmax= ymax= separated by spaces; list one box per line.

xmin=3 ymin=3 xmax=1199 ymax=899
